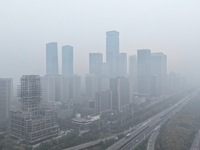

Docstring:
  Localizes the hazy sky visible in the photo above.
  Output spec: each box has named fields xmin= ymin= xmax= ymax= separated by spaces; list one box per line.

xmin=0 ymin=0 xmax=200 ymax=84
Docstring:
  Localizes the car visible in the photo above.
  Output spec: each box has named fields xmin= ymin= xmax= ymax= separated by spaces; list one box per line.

xmin=136 ymin=139 xmax=138 ymax=142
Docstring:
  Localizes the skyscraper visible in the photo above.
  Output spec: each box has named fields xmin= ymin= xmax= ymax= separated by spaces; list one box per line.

xmin=95 ymin=90 xmax=112 ymax=114
xmin=151 ymin=53 xmax=167 ymax=95
xmin=106 ymin=30 xmax=119 ymax=77
xmin=62 ymin=45 xmax=73 ymax=76
xmin=0 ymin=78 xmax=13 ymax=122
xmin=89 ymin=53 xmax=103 ymax=75
xmin=137 ymin=49 xmax=151 ymax=95
xmin=110 ymin=77 xmax=130 ymax=111
xmin=129 ymin=55 xmax=137 ymax=93
xmin=46 ymin=42 xmax=59 ymax=76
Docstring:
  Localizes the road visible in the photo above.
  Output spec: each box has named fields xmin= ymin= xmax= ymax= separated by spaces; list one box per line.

xmin=190 ymin=129 xmax=200 ymax=150
xmin=107 ymin=89 xmax=199 ymax=150
xmin=147 ymin=127 xmax=160 ymax=150
xmin=64 ymin=139 xmax=101 ymax=150
xmin=60 ymin=92 xmax=180 ymax=150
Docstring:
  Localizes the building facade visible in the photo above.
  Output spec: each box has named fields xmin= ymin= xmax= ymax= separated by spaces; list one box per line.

xmin=129 ymin=55 xmax=137 ymax=93
xmin=110 ymin=77 xmax=130 ymax=111
xmin=151 ymin=53 xmax=167 ymax=96
xmin=137 ymin=49 xmax=151 ymax=95
xmin=106 ymin=30 xmax=119 ymax=78
xmin=95 ymin=90 xmax=112 ymax=114
xmin=0 ymin=78 xmax=13 ymax=122
xmin=46 ymin=42 xmax=59 ymax=76
xmin=9 ymin=75 xmax=59 ymax=144
xmin=62 ymin=45 xmax=73 ymax=76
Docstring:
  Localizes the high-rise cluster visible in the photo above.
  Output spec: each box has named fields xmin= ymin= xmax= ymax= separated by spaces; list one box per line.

xmin=42 ymin=42 xmax=81 ymax=102
xmin=42 ymin=31 xmax=187 ymax=114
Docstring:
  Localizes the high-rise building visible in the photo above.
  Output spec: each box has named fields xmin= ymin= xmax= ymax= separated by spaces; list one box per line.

xmin=116 ymin=53 xmax=127 ymax=77
xmin=89 ymin=53 xmax=103 ymax=75
xmin=0 ymin=78 xmax=13 ymax=122
xmin=151 ymin=53 xmax=167 ymax=95
xmin=137 ymin=49 xmax=151 ymax=95
xmin=95 ymin=90 xmax=112 ymax=114
xmin=9 ymin=75 xmax=59 ymax=144
xmin=110 ymin=77 xmax=130 ymax=111
xmin=106 ymin=30 xmax=119 ymax=77
xmin=129 ymin=55 xmax=137 ymax=93
xmin=62 ymin=45 xmax=73 ymax=76
xmin=46 ymin=42 xmax=59 ymax=76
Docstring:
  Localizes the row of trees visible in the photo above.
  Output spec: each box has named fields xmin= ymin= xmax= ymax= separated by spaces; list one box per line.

xmin=155 ymin=91 xmax=200 ymax=150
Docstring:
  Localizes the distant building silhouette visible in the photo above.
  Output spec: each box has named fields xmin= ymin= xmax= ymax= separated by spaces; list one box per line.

xmin=110 ymin=77 xmax=130 ymax=111
xmin=0 ymin=78 xmax=13 ymax=122
xmin=46 ymin=42 xmax=59 ymax=76
xmin=106 ymin=30 xmax=119 ymax=77
xmin=151 ymin=53 xmax=167 ymax=95
xmin=62 ymin=45 xmax=73 ymax=76
xmin=129 ymin=55 xmax=137 ymax=93
xmin=137 ymin=49 xmax=151 ymax=95
xmin=95 ymin=90 xmax=112 ymax=114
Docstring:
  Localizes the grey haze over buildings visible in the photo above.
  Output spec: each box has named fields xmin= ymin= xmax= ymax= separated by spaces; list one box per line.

xmin=0 ymin=0 xmax=200 ymax=88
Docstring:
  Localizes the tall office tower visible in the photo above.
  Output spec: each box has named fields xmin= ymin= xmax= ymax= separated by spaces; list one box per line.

xmin=62 ymin=45 xmax=73 ymax=76
xmin=46 ymin=42 xmax=59 ymax=76
xmin=129 ymin=55 xmax=137 ymax=93
xmin=137 ymin=49 xmax=151 ymax=95
xmin=110 ymin=77 xmax=130 ymax=111
xmin=116 ymin=53 xmax=127 ymax=77
xmin=9 ymin=75 xmax=59 ymax=144
xmin=0 ymin=78 xmax=13 ymax=122
xmin=95 ymin=90 xmax=112 ymax=114
xmin=41 ymin=76 xmax=56 ymax=102
xmin=106 ymin=30 xmax=119 ymax=77
xmin=89 ymin=53 xmax=103 ymax=75
xmin=151 ymin=53 xmax=167 ymax=96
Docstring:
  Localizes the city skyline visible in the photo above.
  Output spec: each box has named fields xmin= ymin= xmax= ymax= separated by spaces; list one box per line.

xmin=0 ymin=1 xmax=200 ymax=85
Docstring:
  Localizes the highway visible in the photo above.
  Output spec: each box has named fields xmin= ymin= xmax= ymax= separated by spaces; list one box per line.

xmin=121 ymin=121 xmax=162 ymax=150
xmin=64 ymin=139 xmax=101 ymax=150
xmin=190 ymin=129 xmax=200 ymax=150
xmin=147 ymin=128 xmax=160 ymax=150
xmin=107 ymin=89 xmax=199 ymax=150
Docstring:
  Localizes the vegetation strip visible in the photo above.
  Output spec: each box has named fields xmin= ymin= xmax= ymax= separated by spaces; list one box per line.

xmin=155 ymin=92 xmax=200 ymax=150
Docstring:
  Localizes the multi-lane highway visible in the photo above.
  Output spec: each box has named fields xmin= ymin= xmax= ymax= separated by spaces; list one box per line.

xmin=107 ymin=89 xmax=199 ymax=150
